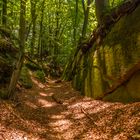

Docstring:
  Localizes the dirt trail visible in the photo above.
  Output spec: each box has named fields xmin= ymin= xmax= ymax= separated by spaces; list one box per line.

xmin=0 ymin=77 xmax=140 ymax=140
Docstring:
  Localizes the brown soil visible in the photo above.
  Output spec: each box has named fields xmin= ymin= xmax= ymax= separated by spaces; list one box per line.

xmin=0 ymin=76 xmax=140 ymax=140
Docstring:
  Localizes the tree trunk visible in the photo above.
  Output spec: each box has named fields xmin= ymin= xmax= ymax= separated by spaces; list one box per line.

xmin=8 ymin=0 xmax=26 ymax=98
xmin=81 ymin=0 xmax=91 ymax=38
xmin=73 ymin=0 xmax=78 ymax=46
xmin=38 ymin=0 xmax=45 ymax=62
xmin=2 ymin=0 xmax=7 ymax=25
xmin=30 ymin=0 xmax=37 ymax=58
xmin=95 ymin=0 xmax=109 ymax=25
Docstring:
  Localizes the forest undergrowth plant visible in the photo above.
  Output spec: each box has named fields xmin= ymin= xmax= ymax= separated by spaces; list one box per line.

xmin=34 ymin=70 xmax=46 ymax=83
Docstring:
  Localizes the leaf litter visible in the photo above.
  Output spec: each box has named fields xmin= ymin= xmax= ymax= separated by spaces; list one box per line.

xmin=0 ymin=77 xmax=140 ymax=140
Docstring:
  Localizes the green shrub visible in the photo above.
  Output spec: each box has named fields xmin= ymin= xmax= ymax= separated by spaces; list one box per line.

xmin=26 ymin=62 xmax=41 ymax=71
xmin=35 ymin=70 xmax=46 ymax=83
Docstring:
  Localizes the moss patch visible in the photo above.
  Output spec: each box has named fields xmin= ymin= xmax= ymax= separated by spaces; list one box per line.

xmin=34 ymin=70 xmax=46 ymax=83
xmin=103 ymin=86 xmax=132 ymax=103
xmin=126 ymin=70 xmax=140 ymax=99
xmin=0 ymin=88 xmax=8 ymax=99
xmin=19 ymin=67 xmax=33 ymax=89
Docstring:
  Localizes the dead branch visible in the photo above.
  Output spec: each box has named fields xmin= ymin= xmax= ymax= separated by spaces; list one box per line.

xmin=81 ymin=106 xmax=98 ymax=127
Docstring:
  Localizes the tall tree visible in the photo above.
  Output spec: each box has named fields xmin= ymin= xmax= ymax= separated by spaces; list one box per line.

xmin=95 ymin=0 xmax=109 ymax=25
xmin=73 ymin=0 xmax=79 ymax=45
xmin=30 ymin=0 xmax=37 ymax=58
xmin=38 ymin=0 xmax=45 ymax=62
xmin=2 ymin=0 xmax=7 ymax=25
xmin=8 ymin=0 xmax=27 ymax=98
xmin=81 ymin=0 xmax=91 ymax=38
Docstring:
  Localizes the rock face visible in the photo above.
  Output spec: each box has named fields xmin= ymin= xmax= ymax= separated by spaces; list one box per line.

xmin=0 ymin=38 xmax=17 ymax=83
xmin=71 ymin=5 xmax=140 ymax=103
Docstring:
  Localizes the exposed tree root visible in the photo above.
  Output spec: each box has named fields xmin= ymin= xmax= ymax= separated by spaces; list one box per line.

xmin=101 ymin=61 xmax=140 ymax=98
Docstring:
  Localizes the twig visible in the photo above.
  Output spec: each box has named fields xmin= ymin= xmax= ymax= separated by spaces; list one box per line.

xmin=81 ymin=106 xmax=97 ymax=125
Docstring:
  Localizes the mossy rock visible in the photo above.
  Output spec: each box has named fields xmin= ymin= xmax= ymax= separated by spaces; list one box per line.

xmin=103 ymin=85 xmax=140 ymax=103
xmin=0 ymin=57 xmax=13 ymax=83
xmin=19 ymin=67 xmax=33 ymax=89
xmin=126 ymin=70 xmax=140 ymax=99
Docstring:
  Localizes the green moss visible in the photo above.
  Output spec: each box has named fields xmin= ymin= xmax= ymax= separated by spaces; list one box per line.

xmin=103 ymin=86 xmax=132 ymax=103
xmin=34 ymin=70 xmax=46 ymax=83
xmin=26 ymin=62 xmax=41 ymax=71
xmin=126 ymin=71 xmax=140 ymax=99
xmin=0 ymin=88 xmax=8 ymax=99
xmin=19 ymin=67 xmax=33 ymax=89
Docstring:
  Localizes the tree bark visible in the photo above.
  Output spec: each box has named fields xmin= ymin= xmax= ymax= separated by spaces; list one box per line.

xmin=30 ymin=0 xmax=37 ymax=58
xmin=81 ymin=0 xmax=91 ymax=38
xmin=73 ymin=0 xmax=79 ymax=46
xmin=2 ymin=0 xmax=7 ymax=25
xmin=95 ymin=0 xmax=109 ymax=25
xmin=8 ymin=0 xmax=26 ymax=98
xmin=38 ymin=0 xmax=45 ymax=62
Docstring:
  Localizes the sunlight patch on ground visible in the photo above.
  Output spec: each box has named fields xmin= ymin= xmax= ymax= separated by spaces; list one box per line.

xmin=39 ymin=92 xmax=48 ymax=97
xmin=49 ymin=119 xmax=72 ymax=132
xmin=31 ymin=78 xmax=45 ymax=89
xmin=69 ymin=100 xmax=112 ymax=114
xmin=38 ymin=99 xmax=55 ymax=108
xmin=25 ymin=101 xmax=38 ymax=109
xmin=50 ymin=115 xmax=66 ymax=120
xmin=82 ymin=132 xmax=110 ymax=140
xmin=39 ymin=92 xmax=54 ymax=97
xmin=72 ymin=113 xmax=85 ymax=119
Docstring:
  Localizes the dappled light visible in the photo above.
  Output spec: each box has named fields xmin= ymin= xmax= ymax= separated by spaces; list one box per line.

xmin=0 ymin=79 xmax=140 ymax=139
xmin=31 ymin=77 xmax=45 ymax=89
xmin=39 ymin=92 xmax=48 ymax=97
xmin=49 ymin=119 xmax=72 ymax=131
xmin=0 ymin=0 xmax=140 ymax=139
xmin=25 ymin=101 xmax=38 ymax=109
xmin=38 ymin=98 xmax=56 ymax=108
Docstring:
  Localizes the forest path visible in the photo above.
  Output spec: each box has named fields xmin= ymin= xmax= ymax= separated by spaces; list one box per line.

xmin=0 ymin=76 xmax=140 ymax=140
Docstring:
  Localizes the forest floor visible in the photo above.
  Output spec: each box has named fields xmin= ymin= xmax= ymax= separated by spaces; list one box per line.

xmin=0 ymin=75 xmax=140 ymax=140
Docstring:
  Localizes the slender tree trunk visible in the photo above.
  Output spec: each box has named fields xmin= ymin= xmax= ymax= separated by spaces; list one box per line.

xmin=81 ymin=0 xmax=91 ymax=38
xmin=54 ymin=0 xmax=60 ymax=55
xmin=2 ymin=0 xmax=7 ymax=25
xmin=38 ymin=0 xmax=45 ymax=62
xmin=95 ymin=0 xmax=109 ymax=25
xmin=73 ymin=0 xmax=79 ymax=46
xmin=8 ymin=0 xmax=26 ymax=98
xmin=0 ymin=2 xmax=2 ymax=24
xmin=30 ymin=0 xmax=37 ymax=58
